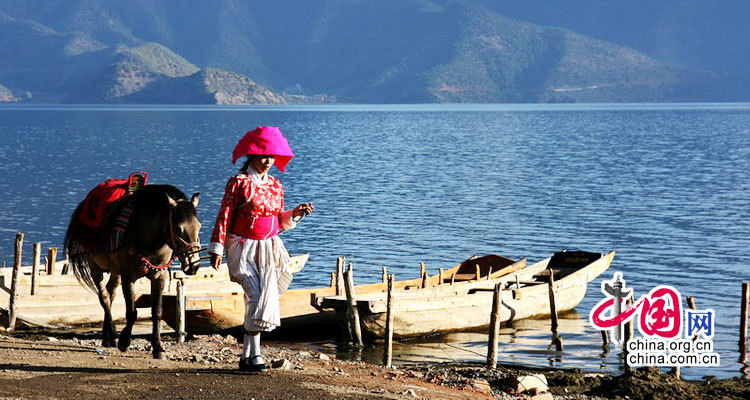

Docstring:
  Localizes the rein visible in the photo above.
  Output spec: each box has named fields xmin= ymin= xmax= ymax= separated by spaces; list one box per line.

xmin=141 ymin=255 xmax=172 ymax=271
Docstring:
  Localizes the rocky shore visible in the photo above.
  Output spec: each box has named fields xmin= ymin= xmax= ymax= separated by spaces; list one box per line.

xmin=0 ymin=329 xmax=747 ymax=399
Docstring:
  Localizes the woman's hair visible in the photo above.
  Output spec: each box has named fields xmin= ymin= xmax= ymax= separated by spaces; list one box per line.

xmin=240 ymin=154 xmax=275 ymax=173
xmin=240 ymin=156 xmax=252 ymax=173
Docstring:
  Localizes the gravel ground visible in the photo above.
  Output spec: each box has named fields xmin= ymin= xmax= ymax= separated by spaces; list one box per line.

xmin=0 ymin=328 xmax=747 ymax=399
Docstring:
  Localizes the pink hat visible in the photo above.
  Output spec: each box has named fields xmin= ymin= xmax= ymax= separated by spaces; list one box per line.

xmin=231 ymin=126 xmax=294 ymax=172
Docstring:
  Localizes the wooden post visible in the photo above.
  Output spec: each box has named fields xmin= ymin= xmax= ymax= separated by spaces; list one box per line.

xmin=8 ymin=232 xmax=24 ymax=330
xmin=686 ymin=296 xmax=697 ymax=311
xmin=487 ymin=267 xmax=493 ymax=281
xmin=475 ymin=264 xmax=481 ymax=281
xmin=601 ymin=330 xmax=609 ymax=353
xmin=686 ymin=296 xmax=699 ymax=340
xmin=382 ymin=266 xmax=387 ymax=284
xmin=344 ymin=263 xmax=363 ymax=346
xmin=671 ymin=296 xmax=698 ymax=378
xmin=46 ymin=247 xmax=57 ymax=275
xmin=547 ymin=269 xmax=559 ymax=332
xmin=741 ymin=282 xmax=749 ymax=356
xmin=176 ymin=279 xmax=186 ymax=343
xmin=487 ymin=283 xmax=501 ymax=368
xmin=552 ymin=335 xmax=564 ymax=352
xmin=625 ymin=297 xmax=635 ymax=340
xmin=450 ymin=273 xmax=455 ymax=285
xmin=335 ymin=257 xmax=345 ymax=296
xmin=438 ymin=268 xmax=444 ymax=285
xmin=625 ymin=297 xmax=635 ymax=346
xmin=31 ymin=242 xmax=41 ymax=296
xmin=420 ymin=263 xmax=426 ymax=288
xmin=383 ymin=274 xmax=395 ymax=367
xmin=623 ymin=297 xmax=634 ymax=371
xmin=329 ymin=272 xmax=335 ymax=288
xmin=547 ymin=269 xmax=563 ymax=351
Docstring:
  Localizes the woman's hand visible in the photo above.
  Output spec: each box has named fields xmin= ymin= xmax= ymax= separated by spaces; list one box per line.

xmin=210 ymin=253 xmax=222 ymax=270
xmin=293 ymin=202 xmax=314 ymax=218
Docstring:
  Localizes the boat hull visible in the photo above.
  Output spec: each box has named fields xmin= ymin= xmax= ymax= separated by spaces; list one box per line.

xmin=323 ymin=251 xmax=614 ymax=339
xmin=1 ymin=255 xmax=321 ymax=331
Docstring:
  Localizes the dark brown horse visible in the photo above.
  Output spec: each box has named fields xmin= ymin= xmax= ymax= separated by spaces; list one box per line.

xmin=65 ymin=185 xmax=201 ymax=359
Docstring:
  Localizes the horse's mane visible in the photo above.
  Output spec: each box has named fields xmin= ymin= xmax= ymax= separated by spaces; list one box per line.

xmin=66 ymin=184 xmax=194 ymax=292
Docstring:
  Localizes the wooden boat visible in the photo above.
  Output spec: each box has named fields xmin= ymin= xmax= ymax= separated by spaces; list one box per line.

xmin=135 ymin=254 xmax=330 ymax=337
xmin=3 ymin=252 xmax=462 ymax=337
xmin=145 ymin=255 xmax=515 ymax=338
xmin=129 ymin=255 xmax=526 ymax=337
xmin=0 ymin=254 xmax=316 ymax=332
xmin=319 ymin=250 xmax=615 ymax=339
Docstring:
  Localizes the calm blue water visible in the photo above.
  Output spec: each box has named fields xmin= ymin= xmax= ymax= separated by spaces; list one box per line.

xmin=0 ymin=103 xmax=748 ymax=378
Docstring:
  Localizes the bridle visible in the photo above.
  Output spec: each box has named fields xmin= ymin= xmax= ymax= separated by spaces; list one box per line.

xmin=141 ymin=204 xmax=201 ymax=272
xmin=167 ymin=205 xmax=201 ymax=267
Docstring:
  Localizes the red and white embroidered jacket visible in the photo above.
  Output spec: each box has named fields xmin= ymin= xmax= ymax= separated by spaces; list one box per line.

xmin=208 ymin=173 xmax=295 ymax=255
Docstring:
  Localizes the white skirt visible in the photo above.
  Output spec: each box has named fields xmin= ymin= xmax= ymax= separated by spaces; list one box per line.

xmin=226 ymin=233 xmax=294 ymax=332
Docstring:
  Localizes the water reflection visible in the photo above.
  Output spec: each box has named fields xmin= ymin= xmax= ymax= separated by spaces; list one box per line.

xmin=336 ymin=312 xmax=623 ymax=374
xmin=334 ymin=310 xmax=750 ymax=380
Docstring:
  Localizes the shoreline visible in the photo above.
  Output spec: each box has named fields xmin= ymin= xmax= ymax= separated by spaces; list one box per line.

xmin=1 ymin=329 xmax=747 ymax=399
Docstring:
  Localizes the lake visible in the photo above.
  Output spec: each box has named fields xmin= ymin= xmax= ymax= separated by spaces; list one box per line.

xmin=0 ymin=103 xmax=748 ymax=378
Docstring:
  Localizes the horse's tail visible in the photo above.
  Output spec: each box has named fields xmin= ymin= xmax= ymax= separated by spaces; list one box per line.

xmin=64 ymin=201 xmax=98 ymax=293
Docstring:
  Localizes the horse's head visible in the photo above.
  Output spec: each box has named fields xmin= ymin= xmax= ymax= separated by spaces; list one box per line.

xmin=166 ymin=192 xmax=202 ymax=275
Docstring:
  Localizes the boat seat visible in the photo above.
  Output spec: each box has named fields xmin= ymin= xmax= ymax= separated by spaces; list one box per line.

xmin=450 ymin=273 xmax=482 ymax=282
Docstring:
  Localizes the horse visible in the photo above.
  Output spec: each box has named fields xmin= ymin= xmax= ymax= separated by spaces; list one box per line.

xmin=64 ymin=184 xmax=202 ymax=359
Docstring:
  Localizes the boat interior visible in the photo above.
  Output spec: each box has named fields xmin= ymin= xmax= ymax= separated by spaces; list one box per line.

xmin=501 ymin=250 xmax=605 ymax=290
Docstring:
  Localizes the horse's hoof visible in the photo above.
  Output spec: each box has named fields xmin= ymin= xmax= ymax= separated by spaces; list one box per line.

xmin=117 ymin=338 xmax=131 ymax=352
xmin=153 ymin=351 xmax=166 ymax=360
xmin=103 ymin=339 xmax=116 ymax=348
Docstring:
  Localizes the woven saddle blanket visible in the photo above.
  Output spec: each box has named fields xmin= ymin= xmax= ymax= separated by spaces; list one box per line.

xmin=68 ymin=180 xmax=133 ymax=255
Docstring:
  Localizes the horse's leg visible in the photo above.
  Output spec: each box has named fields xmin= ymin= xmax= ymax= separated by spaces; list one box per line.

xmin=105 ymin=273 xmax=121 ymax=342
xmin=150 ymin=271 xmax=167 ymax=359
xmin=117 ymin=276 xmax=137 ymax=353
xmin=106 ymin=273 xmax=121 ymax=304
xmin=90 ymin=268 xmax=117 ymax=347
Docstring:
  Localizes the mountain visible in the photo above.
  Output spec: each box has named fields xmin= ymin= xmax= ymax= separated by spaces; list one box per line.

xmin=473 ymin=0 xmax=750 ymax=77
xmin=0 ymin=11 xmax=282 ymax=104
xmin=0 ymin=11 xmax=108 ymax=101
xmin=417 ymin=5 xmax=709 ymax=103
xmin=0 ymin=1 xmax=746 ymax=104
xmin=70 ymin=43 xmax=200 ymax=102
xmin=117 ymin=68 xmax=286 ymax=105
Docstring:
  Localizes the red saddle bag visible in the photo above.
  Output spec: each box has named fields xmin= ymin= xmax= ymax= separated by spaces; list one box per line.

xmin=78 ymin=179 xmax=129 ymax=229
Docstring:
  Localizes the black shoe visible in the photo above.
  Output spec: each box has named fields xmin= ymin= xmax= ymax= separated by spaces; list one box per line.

xmin=239 ymin=356 xmax=267 ymax=372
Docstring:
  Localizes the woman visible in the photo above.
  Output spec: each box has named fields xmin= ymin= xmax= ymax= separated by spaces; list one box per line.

xmin=208 ymin=126 xmax=314 ymax=372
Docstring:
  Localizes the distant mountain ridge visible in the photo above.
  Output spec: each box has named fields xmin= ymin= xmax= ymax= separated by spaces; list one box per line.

xmin=473 ymin=0 xmax=750 ymax=77
xmin=117 ymin=68 xmax=287 ymax=105
xmin=0 ymin=10 xmax=284 ymax=104
xmin=0 ymin=1 xmax=746 ymax=104
xmin=419 ymin=5 xmax=707 ymax=103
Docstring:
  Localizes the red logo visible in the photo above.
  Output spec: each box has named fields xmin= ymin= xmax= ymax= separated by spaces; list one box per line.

xmin=590 ymin=273 xmax=682 ymax=343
